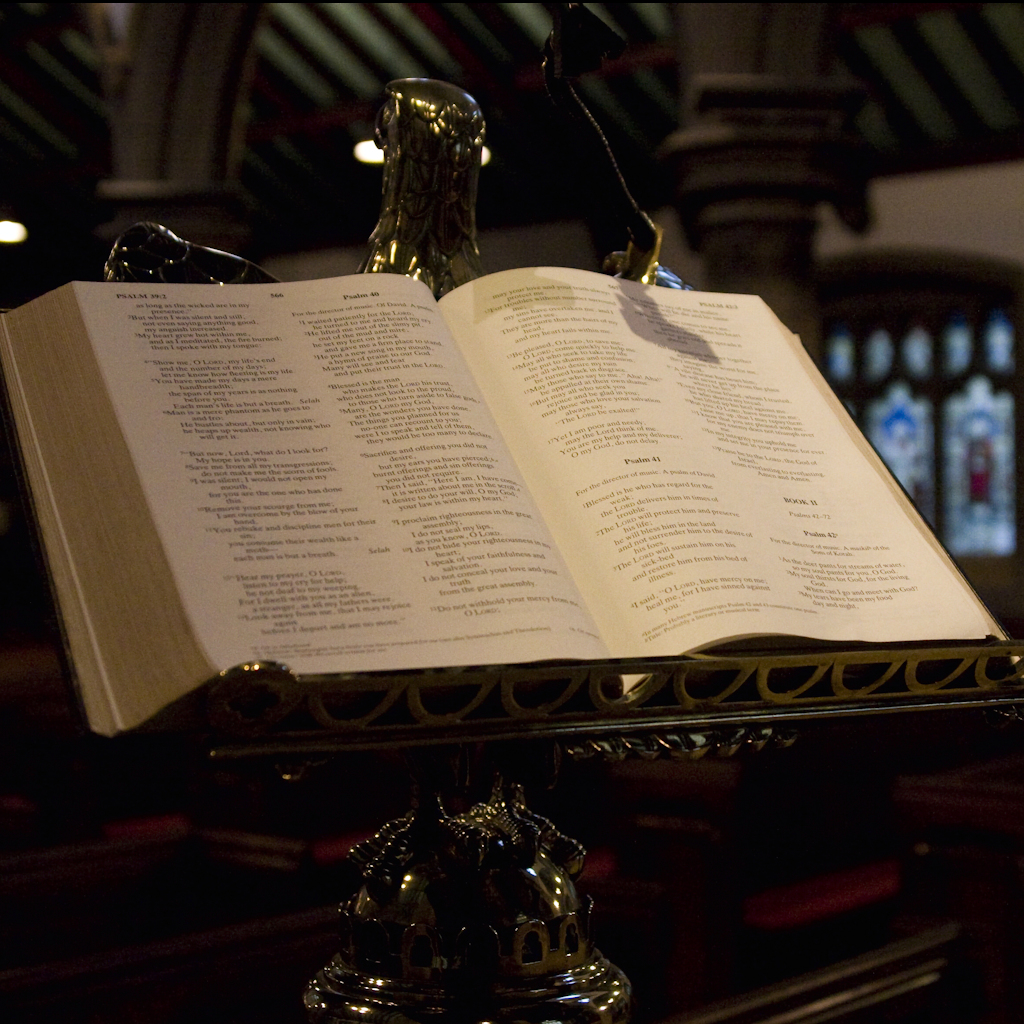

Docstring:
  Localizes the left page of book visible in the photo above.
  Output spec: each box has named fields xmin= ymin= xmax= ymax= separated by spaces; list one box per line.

xmin=1 ymin=286 xmax=216 ymax=734
xmin=3 ymin=276 xmax=606 ymax=733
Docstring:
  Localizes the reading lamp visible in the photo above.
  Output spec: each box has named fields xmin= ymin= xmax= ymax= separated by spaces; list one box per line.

xmin=96 ymin=11 xmax=1024 ymax=1024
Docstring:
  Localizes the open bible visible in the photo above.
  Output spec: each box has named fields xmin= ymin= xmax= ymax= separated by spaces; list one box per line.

xmin=0 ymin=266 xmax=1002 ymax=734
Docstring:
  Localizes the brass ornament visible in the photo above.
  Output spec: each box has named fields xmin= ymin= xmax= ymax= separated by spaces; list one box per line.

xmin=359 ymin=79 xmax=485 ymax=298
xmin=305 ymin=780 xmax=631 ymax=1024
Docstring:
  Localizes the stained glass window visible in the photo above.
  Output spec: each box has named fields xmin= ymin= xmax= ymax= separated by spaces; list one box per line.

xmin=985 ymin=309 xmax=1014 ymax=374
xmin=943 ymin=377 xmax=1015 ymax=555
xmin=819 ymin=256 xmax=1022 ymax=622
xmin=865 ymin=383 xmax=935 ymax=524
xmin=943 ymin=312 xmax=972 ymax=376
xmin=901 ymin=325 xmax=933 ymax=379
xmin=825 ymin=323 xmax=855 ymax=383
xmin=822 ymin=288 xmax=1017 ymax=558
xmin=863 ymin=328 xmax=893 ymax=381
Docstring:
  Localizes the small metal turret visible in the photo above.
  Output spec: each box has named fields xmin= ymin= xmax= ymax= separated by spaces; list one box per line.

xmin=304 ymin=780 xmax=632 ymax=1024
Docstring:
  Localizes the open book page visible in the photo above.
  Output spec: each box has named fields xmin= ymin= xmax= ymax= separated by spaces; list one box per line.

xmin=70 ymin=275 xmax=606 ymax=681
xmin=441 ymin=267 xmax=1000 ymax=655
xmin=2 ymin=288 xmax=217 ymax=734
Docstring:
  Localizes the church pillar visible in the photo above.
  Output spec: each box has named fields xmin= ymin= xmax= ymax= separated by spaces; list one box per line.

xmin=89 ymin=3 xmax=263 ymax=252
xmin=662 ymin=4 xmax=869 ymax=362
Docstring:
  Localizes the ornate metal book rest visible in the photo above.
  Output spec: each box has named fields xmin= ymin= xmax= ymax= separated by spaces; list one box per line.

xmin=101 ymin=58 xmax=1024 ymax=1024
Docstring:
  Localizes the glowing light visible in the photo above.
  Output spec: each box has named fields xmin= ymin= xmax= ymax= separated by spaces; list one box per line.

xmin=353 ymin=142 xmax=491 ymax=166
xmin=354 ymin=140 xmax=384 ymax=164
xmin=0 ymin=220 xmax=27 ymax=244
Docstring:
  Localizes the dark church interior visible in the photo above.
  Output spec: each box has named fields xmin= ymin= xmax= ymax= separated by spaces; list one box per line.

xmin=3 ymin=3 xmax=1024 ymax=1022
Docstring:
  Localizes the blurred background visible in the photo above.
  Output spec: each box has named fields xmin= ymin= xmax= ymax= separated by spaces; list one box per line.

xmin=1 ymin=4 xmax=1024 ymax=1022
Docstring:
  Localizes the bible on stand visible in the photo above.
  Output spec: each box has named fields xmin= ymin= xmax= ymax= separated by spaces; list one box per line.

xmin=0 ymin=266 xmax=1002 ymax=735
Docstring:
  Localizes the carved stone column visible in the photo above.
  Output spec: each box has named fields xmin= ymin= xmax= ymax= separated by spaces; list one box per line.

xmin=662 ymin=4 xmax=869 ymax=362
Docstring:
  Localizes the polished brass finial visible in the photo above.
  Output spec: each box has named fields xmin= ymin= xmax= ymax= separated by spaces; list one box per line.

xmin=360 ymin=79 xmax=485 ymax=298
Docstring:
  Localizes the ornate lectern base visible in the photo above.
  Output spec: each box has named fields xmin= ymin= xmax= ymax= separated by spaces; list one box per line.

xmin=199 ymin=643 xmax=1024 ymax=1024
xmin=302 ymin=773 xmax=632 ymax=1024
xmin=305 ymin=953 xmax=632 ymax=1024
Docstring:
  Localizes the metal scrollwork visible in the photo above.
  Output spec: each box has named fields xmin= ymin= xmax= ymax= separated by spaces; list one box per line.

xmin=206 ymin=660 xmax=303 ymax=737
xmin=565 ymin=726 xmax=797 ymax=762
xmin=543 ymin=3 xmax=688 ymax=289
xmin=104 ymin=221 xmax=279 ymax=284
xmin=205 ymin=644 xmax=1024 ymax=759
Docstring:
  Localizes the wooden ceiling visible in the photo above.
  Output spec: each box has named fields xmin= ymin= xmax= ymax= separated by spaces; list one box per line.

xmin=1 ymin=3 xmax=1023 ymax=297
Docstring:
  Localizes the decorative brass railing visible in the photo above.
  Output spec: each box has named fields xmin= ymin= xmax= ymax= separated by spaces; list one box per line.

xmin=204 ymin=641 xmax=1024 ymax=759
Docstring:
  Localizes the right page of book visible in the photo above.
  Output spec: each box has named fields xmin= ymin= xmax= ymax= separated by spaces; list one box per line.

xmin=440 ymin=266 xmax=1001 ymax=655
